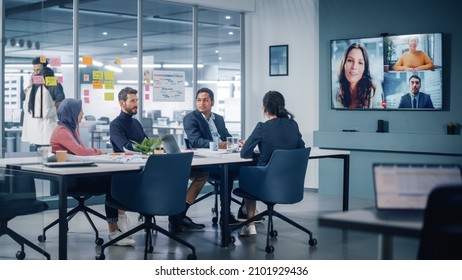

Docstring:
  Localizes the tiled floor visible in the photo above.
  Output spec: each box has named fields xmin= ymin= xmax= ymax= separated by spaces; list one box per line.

xmin=0 ymin=189 xmax=420 ymax=260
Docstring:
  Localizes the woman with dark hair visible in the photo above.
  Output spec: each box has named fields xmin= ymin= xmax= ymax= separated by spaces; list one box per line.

xmin=50 ymin=98 xmax=135 ymax=247
xmin=238 ymin=91 xmax=305 ymax=236
xmin=335 ymin=43 xmax=382 ymax=108
xmin=21 ymin=67 xmax=58 ymax=147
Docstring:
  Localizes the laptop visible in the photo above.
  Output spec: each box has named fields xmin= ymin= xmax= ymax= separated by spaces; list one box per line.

xmin=161 ymin=134 xmax=182 ymax=154
xmin=373 ymin=163 xmax=462 ymax=220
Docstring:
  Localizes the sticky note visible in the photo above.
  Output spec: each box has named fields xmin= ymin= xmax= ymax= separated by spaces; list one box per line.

xmin=104 ymin=81 xmax=114 ymax=89
xmin=92 ymin=71 xmax=103 ymax=80
xmin=49 ymin=57 xmax=61 ymax=67
xmin=83 ymin=89 xmax=90 ymax=96
xmin=83 ymin=74 xmax=90 ymax=82
xmin=104 ymin=92 xmax=114 ymax=101
xmin=115 ymin=57 xmax=121 ymax=64
xmin=104 ymin=71 xmax=114 ymax=81
xmin=32 ymin=75 xmax=45 ymax=84
xmin=45 ymin=76 xmax=57 ymax=86
xmin=40 ymin=56 xmax=47 ymax=63
xmin=82 ymin=56 xmax=93 ymax=66
xmin=84 ymin=97 xmax=90 ymax=103
xmin=92 ymin=80 xmax=103 ymax=89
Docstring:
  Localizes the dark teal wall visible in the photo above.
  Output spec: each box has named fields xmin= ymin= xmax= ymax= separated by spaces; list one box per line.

xmin=317 ymin=0 xmax=462 ymax=199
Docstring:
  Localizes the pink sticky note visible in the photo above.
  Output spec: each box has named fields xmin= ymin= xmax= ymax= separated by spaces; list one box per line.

xmin=145 ymin=94 xmax=150 ymax=100
xmin=57 ymin=76 xmax=63 ymax=83
xmin=83 ymin=89 xmax=90 ymax=96
xmin=49 ymin=57 xmax=61 ymax=67
xmin=84 ymin=97 xmax=90 ymax=103
xmin=145 ymin=85 xmax=150 ymax=91
xmin=32 ymin=75 xmax=45 ymax=84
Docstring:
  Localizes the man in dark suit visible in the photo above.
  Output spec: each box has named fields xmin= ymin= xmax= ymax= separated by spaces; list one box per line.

xmin=398 ymin=75 xmax=434 ymax=109
xmin=183 ymin=87 xmax=241 ymax=225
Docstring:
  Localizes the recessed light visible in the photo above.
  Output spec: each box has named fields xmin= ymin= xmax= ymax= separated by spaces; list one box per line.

xmin=123 ymin=43 xmax=128 ymax=46
xmin=215 ymin=50 xmax=219 ymax=53
xmin=225 ymin=16 xmax=231 ymax=20
xmin=219 ymin=57 xmax=222 ymax=60
xmin=102 ymin=32 xmax=108 ymax=36
xmin=228 ymin=32 xmax=234 ymax=36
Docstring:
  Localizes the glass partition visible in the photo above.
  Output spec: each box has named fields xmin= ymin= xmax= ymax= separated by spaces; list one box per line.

xmin=198 ymin=8 xmax=242 ymax=137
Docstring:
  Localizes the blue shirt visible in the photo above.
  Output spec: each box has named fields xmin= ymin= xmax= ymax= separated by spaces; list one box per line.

xmin=109 ymin=111 xmax=147 ymax=152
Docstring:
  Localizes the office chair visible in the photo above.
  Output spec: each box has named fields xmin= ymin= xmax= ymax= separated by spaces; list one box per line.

xmin=0 ymin=173 xmax=50 ymax=259
xmin=96 ymin=152 xmax=196 ymax=260
xmin=230 ymin=148 xmax=317 ymax=253
xmin=184 ymin=138 xmax=242 ymax=224
xmin=84 ymin=115 xmax=96 ymax=121
xmin=38 ymin=180 xmax=107 ymax=246
xmin=140 ymin=117 xmax=154 ymax=138
xmin=417 ymin=184 xmax=462 ymax=260
xmin=98 ymin=116 xmax=110 ymax=124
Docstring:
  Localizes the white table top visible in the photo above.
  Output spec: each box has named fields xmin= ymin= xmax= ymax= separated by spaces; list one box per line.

xmin=0 ymin=147 xmax=349 ymax=175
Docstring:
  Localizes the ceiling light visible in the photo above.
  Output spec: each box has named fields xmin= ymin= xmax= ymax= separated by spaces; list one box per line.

xmin=215 ymin=50 xmax=219 ymax=53
xmin=102 ymin=32 xmax=108 ymax=36
xmin=123 ymin=43 xmax=128 ymax=47
xmin=120 ymin=64 xmax=161 ymax=68
xmin=162 ymin=64 xmax=204 ymax=69
xmin=228 ymin=32 xmax=234 ymax=35
xmin=104 ymin=65 xmax=123 ymax=73
xmin=225 ymin=16 xmax=231 ymax=20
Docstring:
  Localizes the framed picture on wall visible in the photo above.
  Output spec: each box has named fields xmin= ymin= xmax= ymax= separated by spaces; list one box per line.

xmin=269 ymin=45 xmax=289 ymax=76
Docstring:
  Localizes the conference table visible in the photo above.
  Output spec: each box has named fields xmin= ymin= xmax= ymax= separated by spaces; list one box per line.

xmin=0 ymin=147 xmax=350 ymax=259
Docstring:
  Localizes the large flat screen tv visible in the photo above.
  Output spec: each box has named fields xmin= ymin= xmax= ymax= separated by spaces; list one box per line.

xmin=330 ymin=33 xmax=443 ymax=110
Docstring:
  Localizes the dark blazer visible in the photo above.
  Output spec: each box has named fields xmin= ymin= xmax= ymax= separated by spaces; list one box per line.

xmin=240 ymin=118 xmax=305 ymax=166
xmin=183 ymin=109 xmax=232 ymax=148
xmin=398 ymin=92 xmax=434 ymax=109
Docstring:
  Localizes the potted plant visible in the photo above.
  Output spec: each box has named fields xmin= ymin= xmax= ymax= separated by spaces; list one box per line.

xmin=383 ymin=38 xmax=396 ymax=72
xmin=131 ymin=137 xmax=163 ymax=154
xmin=447 ymin=122 xmax=459 ymax=135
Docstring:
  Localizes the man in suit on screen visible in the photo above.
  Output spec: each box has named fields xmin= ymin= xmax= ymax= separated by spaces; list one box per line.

xmin=398 ymin=75 xmax=434 ymax=109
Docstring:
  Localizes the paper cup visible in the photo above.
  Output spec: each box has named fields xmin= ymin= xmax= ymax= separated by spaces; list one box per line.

xmin=55 ymin=150 xmax=68 ymax=162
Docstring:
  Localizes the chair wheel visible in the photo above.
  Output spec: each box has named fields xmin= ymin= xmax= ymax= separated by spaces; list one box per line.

xmin=148 ymin=245 xmax=154 ymax=253
xmin=212 ymin=217 xmax=218 ymax=224
xmin=230 ymin=236 xmax=236 ymax=244
xmin=38 ymin=235 xmax=46 ymax=242
xmin=269 ymin=230 xmax=278 ymax=238
xmin=187 ymin=254 xmax=197 ymax=260
xmin=16 ymin=251 xmax=25 ymax=260
xmin=95 ymin=238 xmax=104 ymax=246
xmin=308 ymin=238 xmax=318 ymax=246
xmin=95 ymin=253 xmax=105 ymax=260
xmin=265 ymin=245 xmax=274 ymax=254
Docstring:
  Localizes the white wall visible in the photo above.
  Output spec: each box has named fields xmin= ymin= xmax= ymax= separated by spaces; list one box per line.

xmin=245 ymin=0 xmax=319 ymax=188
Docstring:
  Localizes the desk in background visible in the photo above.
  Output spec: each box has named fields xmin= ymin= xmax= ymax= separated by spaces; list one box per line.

xmin=318 ymin=208 xmax=422 ymax=259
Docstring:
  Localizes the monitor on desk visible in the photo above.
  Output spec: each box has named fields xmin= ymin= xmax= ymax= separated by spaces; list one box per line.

xmin=373 ymin=163 xmax=462 ymax=218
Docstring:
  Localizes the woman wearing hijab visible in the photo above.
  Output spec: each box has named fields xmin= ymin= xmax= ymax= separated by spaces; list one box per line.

xmin=49 ymin=98 xmax=135 ymax=246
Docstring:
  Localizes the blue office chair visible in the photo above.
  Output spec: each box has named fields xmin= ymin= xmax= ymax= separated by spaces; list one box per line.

xmin=96 ymin=152 xmax=196 ymax=260
xmin=0 ymin=173 xmax=50 ymax=259
xmin=418 ymin=184 xmax=462 ymax=260
xmin=38 ymin=180 xmax=107 ymax=246
xmin=230 ymin=148 xmax=317 ymax=253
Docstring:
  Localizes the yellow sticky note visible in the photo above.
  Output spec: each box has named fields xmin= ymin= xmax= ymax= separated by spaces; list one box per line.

xmin=104 ymin=92 xmax=114 ymax=101
xmin=40 ymin=56 xmax=47 ymax=63
xmin=115 ymin=57 xmax=121 ymax=64
xmin=104 ymin=81 xmax=114 ymax=89
xmin=82 ymin=56 xmax=93 ymax=66
xmin=92 ymin=71 xmax=103 ymax=80
xmin=45 ymin=76 xmax=57 ymax=86
xmin=104 ymin=71 xmax=114 ymax=81
xmin=92 ymin=80 xmax=103 ymax=89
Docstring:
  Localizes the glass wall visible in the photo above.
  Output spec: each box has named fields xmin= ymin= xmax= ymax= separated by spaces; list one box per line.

xmin=2 ymin=0 xmax=242 ymax=153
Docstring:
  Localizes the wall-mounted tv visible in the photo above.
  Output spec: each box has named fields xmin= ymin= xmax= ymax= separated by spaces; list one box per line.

xmin=330 ymin=33 xmax=443 ymax=110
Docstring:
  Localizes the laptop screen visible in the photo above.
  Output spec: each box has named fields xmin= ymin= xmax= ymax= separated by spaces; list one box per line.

xmin=373 ymin=164 xmax=462 ymax=210
xmin=161 ymin=134 xmax=181 ymax=154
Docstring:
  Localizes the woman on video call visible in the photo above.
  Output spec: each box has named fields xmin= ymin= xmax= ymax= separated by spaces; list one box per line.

xmin=334 ymin=43 xmax=382 ymax=109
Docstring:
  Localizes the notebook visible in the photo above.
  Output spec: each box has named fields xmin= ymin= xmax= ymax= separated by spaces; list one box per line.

xmin=161 ymin=134 xmax=181 ymax=154
xmin=373 ymin=163 xmax=462 ymax=220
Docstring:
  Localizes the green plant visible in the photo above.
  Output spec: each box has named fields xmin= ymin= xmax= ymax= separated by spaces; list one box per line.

xmin=447 ymin=121 xmax=459 ymax=127
xmin=131 ymin=137 xmax=161 ymax=154
xmin=384 ymin=39 xmax=396 ymax=65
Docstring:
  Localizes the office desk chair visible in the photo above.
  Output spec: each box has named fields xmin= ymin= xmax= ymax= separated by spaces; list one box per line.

xmin=230 ymin=148 xmax=317 ymax=253
xmin=96 ymin=152 xmax=196 ymax=260
xmin=184 ymin=138 xmax=242 ymax=224
xmin=418 ymin=184 xmax=462 ymax=260
xmin=38 ymin=180 xmax=107 ymax=246
xmin=1 ymin=174 xmax=50 ymax=260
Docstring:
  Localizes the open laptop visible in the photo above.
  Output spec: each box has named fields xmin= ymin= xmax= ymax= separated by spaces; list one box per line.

xmin=373 ymin=163 xmax=462 ymax=220
xmin=161 ymin=134 xmax=182 ymax=154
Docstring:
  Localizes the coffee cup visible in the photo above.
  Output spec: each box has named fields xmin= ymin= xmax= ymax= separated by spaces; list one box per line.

xmin=209 ymin=141 xmax=218 ymax=151
xmin=55 ymin=150 xmax=68 ymax=162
